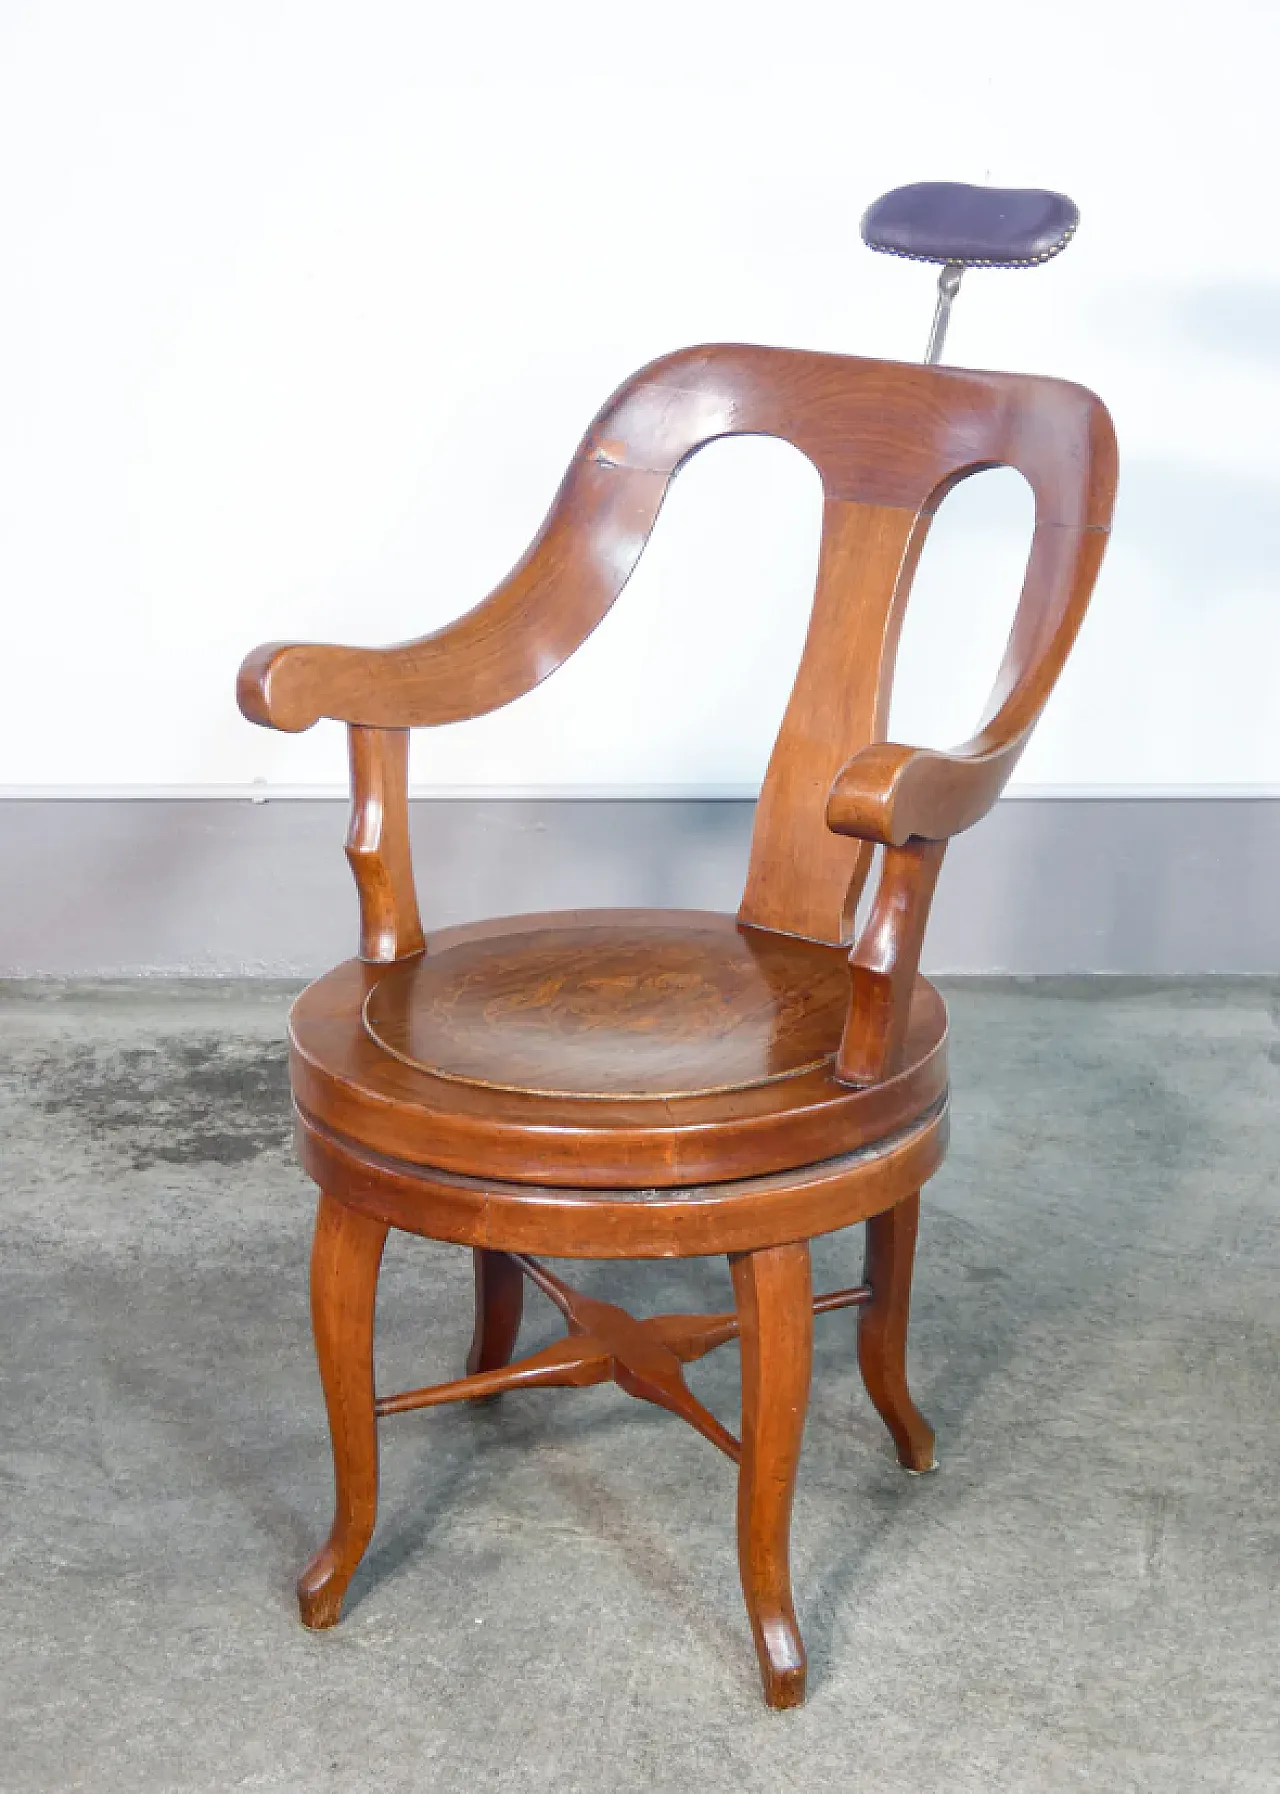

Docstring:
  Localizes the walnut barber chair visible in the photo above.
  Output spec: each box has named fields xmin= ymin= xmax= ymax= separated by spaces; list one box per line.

xmin=238 ymin=183 xmax=1111 ymax=1707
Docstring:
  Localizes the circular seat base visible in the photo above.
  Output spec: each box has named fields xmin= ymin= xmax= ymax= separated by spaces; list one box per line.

xmin=296 ymin=1098 xmax=950 ymax=1258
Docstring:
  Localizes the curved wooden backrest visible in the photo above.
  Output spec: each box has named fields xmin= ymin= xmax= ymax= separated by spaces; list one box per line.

xmin=240 ymin=344 xmax=1117 ymax=949
xmin=583 ymin=345 xmax=1116 ymax=943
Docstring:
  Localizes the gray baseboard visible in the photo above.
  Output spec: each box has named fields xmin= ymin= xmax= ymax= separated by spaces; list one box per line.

xmin=2 ymin=797 xmax=1276 ymax=977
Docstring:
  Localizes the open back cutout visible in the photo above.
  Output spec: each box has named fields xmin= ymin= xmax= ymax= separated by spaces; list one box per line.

xmin=888 ymin=467 xmax=1037 ymax=759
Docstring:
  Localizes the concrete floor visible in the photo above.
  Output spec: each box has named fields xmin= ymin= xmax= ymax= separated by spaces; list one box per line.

xmin=1 ymin=978 xmax=1277 ymax=1793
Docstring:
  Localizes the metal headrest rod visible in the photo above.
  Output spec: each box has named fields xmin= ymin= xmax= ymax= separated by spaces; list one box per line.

xmin=924 ymin=263 xmax=964 ymax=365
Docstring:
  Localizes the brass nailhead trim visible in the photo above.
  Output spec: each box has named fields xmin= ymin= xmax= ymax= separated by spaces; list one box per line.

xmin=865 ymin=219 xmax=1078 ymax=270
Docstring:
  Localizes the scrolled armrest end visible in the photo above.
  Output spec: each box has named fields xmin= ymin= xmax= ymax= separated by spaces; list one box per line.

xmin=825 ymin=743 xmax=924 ymax=846
xmin=826 ymin=738 xmax=1018 ymax=846
xmin=236 ymin=642 xmax=327 ymax=734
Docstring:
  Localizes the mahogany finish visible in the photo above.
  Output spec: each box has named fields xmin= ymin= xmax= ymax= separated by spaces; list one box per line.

xmin=294 ymin=1100 xmax=950 ymax=1259
xmin=344 ymin=726 xmax=423 ymax=963
xmin=732 ymin=1242 xmax=814 ymax=1708
xmin=239 ymin=343 xmax=1116 ymax=1705
xmin=296 ymin=1192 xmax=387 ymax=1630
xmin=363 ymin=912 xmax=851 ymax=1099
xmin=289 ymin=934 xmax=950 ymax=1189
xmin=466 ymin=1249 xmax=524 ymax=1383
xmin=857 ymin=1193 xmax=937 ymax=1472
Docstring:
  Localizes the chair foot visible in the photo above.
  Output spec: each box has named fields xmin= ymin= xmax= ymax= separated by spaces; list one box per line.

xmin=731 ymin=1241 xmax=813 ymax=1709
xmin=296 ymin=1191 xmax=388 ymax=1630
xmin=756 ymin=1620 xmax=807 ymax=1709
xmin=858 ymin=1193 xmax=936 ymax=1472
xmin=902 ymin=1456 xmax=939 ymax=1477
xmin=297 ymin=1542 xmax=358 ymax=1629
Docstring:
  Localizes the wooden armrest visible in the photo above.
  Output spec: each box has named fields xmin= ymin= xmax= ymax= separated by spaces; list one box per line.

xmin=237 ymin=640 xmax=355 ymax=735
xmin=236 ymin=448 xmax=669 ymax=734
xmin=836 ymin=836 xmax=946 ymax=1086
xmin=828 ymin=728 xmax=1023 ymax=1084
xmin=826 ymin=732 xmax=1019 ymax=846
xmin=236 ymin=626 xmax=533 ymax=736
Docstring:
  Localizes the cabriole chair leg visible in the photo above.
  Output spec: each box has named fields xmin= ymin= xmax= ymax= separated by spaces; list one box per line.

xmin=857 ymin=1192 xmax=936 ymax=1473
xmin=731 ymin=1240 xmax=814 ymax=1709
xmin=297 ymin=1191 xmax=389 ymax=1628
xmin=466 ymin=1248 xmax=525 ymax=1384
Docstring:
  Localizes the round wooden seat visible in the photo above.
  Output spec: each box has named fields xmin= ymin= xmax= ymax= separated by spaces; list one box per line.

xmin=365 ymin=912 xmax=853 ymax=1099
xmin=289 ymin=909 xmax=950 ymax=1207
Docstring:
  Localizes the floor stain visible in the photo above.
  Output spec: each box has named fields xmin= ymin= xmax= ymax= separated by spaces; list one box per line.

xmin=17 ymin=1035 xmax=291 ymax=1168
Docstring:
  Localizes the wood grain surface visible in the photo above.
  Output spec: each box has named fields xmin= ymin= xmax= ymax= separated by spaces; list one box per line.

xmin=362 ymin=911 xmax=851 ymax=1098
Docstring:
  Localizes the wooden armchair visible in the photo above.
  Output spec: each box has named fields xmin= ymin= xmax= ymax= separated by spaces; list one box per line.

xmin=238 ymin=344 xmax=1116 ymax=1707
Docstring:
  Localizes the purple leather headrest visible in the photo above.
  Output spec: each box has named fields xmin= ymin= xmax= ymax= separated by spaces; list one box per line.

xmin=861 ymin=182 xmax=1079 ymax=269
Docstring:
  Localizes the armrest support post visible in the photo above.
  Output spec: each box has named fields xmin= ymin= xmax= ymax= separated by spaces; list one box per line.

xmin=835 ymin=838 xmax=946 ymax=1087
xmin=345 ymin=726 xmax=425 ymax=963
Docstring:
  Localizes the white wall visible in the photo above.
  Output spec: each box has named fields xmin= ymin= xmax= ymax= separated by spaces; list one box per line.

xmin=3 ymin=0 xmax=1277 ymax=795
